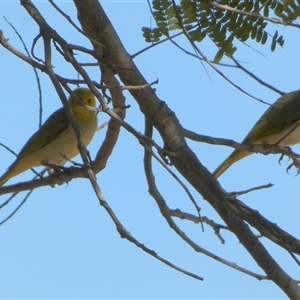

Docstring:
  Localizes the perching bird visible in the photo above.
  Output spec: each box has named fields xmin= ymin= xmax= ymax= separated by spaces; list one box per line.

xmin=0 ymin=88 xmax=98 ymax=187
xmin=213 ymin=89 xmax=300 ymax=178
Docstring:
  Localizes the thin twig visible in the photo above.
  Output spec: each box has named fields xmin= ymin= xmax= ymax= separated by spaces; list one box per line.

xmin=31 ymin=32 xmax=43 ymax=62
xmin=229 ymin=183 xmax=274 ymax=197
xmin=183 ymin=128 xmax=300 ymax=159
xmin=48 ymin=0 xmax=106 ymax=49
xmin=143 ymin=140 xmax=204 ymax=231
xmin=232 ymin=57 xmax=285 ymax=96
xmin=170 ymin=209 xmax=229 ymax=244
xmin=0 ymin=189 xmax=33 ymax=226
xmin=0 ymin=169 xmax=47 ymax=225
xmin=4 ymin=17 xmax=43 ymax=127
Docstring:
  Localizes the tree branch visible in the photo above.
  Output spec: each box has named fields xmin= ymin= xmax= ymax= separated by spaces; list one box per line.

xmin=73 ymin=0 xmax=300 ymax=297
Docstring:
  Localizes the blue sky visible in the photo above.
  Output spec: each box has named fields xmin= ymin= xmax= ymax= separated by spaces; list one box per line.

xmin=0 ymin=1 xmax=299 ymax=299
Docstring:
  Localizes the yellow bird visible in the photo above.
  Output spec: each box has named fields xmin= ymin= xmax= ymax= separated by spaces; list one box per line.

xmin=213 ymin=89 xmax=300 ymax=178
xmin=0 ymin=88 xmax=98 ymax=187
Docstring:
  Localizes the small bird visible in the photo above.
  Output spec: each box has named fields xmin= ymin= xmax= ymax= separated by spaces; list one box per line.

xmin=0 ymin=88 xmax=98 ymax=187
xmin=213 ymin=89 xmax=300 ymax=178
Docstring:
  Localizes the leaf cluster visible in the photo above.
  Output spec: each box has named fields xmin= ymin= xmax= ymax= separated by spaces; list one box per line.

xmin=275 ymin=0 xmax=300 ymax=22
xmin=141 ymin=0 xmax=296 ymax=62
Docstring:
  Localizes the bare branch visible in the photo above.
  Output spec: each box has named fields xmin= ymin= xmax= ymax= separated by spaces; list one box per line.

xmin=170 ymin=209 xmax=229 ymax=244
xmin=0 ymin=189 xmax=33 ymax=226
xmin=229 ymin=198 xmax=300 ymax=255
xmin=231 ymin=57 xmax=285 ymax=96
xmin=73 ymin=1 xmax=300 ymax=296
xmin=230 ymin=184 xmax=274 ymax=197
xmin=143 ymin=118 xmax=264 ymax=279
xmin=183 ymin=128 xmax=300 ymax=159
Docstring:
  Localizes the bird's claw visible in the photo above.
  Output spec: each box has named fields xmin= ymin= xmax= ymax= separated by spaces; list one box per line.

xmin=286 ymin=156 xmax=300 ymax=175
xmin=277 ymin=147 xmax=300 ymax=175
xmin=278 ymin=146 xmax=292 ymax=165
xmin=278 ymin=153 xmax=285 ymax=165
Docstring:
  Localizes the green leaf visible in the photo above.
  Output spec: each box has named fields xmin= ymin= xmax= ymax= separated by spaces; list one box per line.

xmin=237 ymin=2 xmax=246 ymax=10
xmin=236 ymin=15 xmax=244 ymax=27
xmin=261 ymin=31 xmax=267 ymax=45
xmin=160 ymin=0 xmax=172 ymax=10
xmin=277 ymin=35 xmax=285 ymax=46
xmin=245 ymin=1 xmax=253 ymax=11
xmin=167 ymin=18 xmax=178 ymax=26
xmin=222 ymin=41 xmax=233 ymax=53
xmin=271 ymin=31 xmax=279 ymax=51
xmin=251 ymin=25 xmax=257 ymax=40
xmin=263 ymin=5 xmax=269 ymax=17
xmin=157 ymin=22 xmax=168 ymax=35
xmin=141 ymin=27 xmax=151 ymax=34
xmin=220 ymin=11 xmax=232 ymax=23
xmin=166 ymin=6 xmax=176 ymax=19
xmin=214 ymin=11 xmax=224 ymax=19
xmin=226 ymin=33 xmax=234 ymax=43
xmin=271 ymin=38 xmax=276 ymax=51
xmin=184 ymin=24 xmax=193 ymax=31
xmin=169 ymin=23 xmax=181 ymax=31
xmin=256 ymin=26 xmax=263 ymax=42
xmin=253 ymin=0 xmax=260 ymax=12
xmin=213 ymin=49 xmax=223 ymax=63
xmin=275 ymin=2 xmax=284 ymax=14
xmin=256 ymin=18 xmax=264 ymax=26
xmin=189 ymin=28 xmax=206 ymax=42
xmin=153 ymin=11 xmax=165 ymax=22
xmin=226 ymin=46 xmax=237 ymax=57
xmin=205 ymin=20 xmax=217 ymax=33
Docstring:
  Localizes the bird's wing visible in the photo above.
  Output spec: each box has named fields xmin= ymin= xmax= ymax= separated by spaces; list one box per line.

xmin=243 ymin=90 xmax=300 ymax=143
xmin=18 ymin=108 xmax=70 ymax=159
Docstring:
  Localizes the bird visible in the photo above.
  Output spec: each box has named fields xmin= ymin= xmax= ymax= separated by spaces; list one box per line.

xmin=0 ymin=87 xmax=98 ymax=187
xmin=213 ymin=89 xmax=300 ymax=178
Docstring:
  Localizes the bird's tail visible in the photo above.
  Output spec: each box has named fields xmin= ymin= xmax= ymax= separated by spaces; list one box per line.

xmin=0 ymin=170 xmax=12 ymax=187
xmin=0 ymin=160 xmax=27 ymax=187
xmin=213 ymin=150 xmax=252 ymax=178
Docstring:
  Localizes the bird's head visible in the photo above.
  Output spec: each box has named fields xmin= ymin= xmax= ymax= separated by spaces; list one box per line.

xmin=69 ymin=88 xmax=96 ymax=108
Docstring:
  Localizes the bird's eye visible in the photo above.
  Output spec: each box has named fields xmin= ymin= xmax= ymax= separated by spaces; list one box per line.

xmin=87 ymin=98 xmax=92 ymax=104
